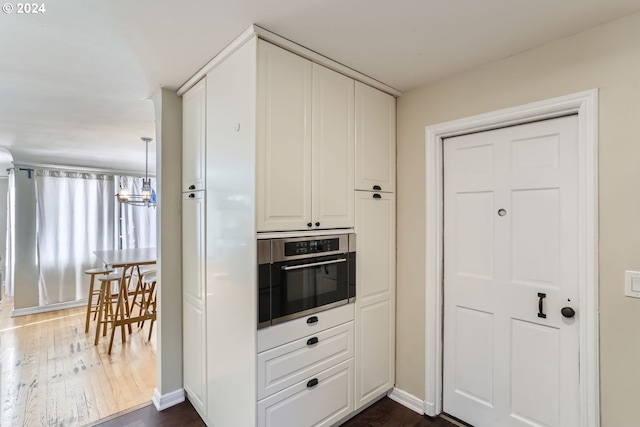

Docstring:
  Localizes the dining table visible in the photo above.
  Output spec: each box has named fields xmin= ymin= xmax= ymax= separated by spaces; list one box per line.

xmin=93 ymin=247 xmax=157 ymax=353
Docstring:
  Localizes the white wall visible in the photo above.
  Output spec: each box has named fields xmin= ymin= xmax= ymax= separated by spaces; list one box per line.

xmin=396 ymin=11 xmax=640 ymax=425
xmin=152 ymin=87 xmax=184 ymax=405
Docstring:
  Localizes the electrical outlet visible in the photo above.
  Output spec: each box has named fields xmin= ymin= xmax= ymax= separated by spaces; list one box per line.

xmin=624 ymin=270 xmax=640 ymax=298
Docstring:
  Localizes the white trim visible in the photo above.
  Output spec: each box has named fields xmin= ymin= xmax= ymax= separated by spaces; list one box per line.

xmin=424 ymin=89 xmax=599 ymax=426
xmin=177 ymin=26 xmax=257 ymax=96
xmin=12 ymin=299 xmax=86 ymax=317
xmin=177 ymin=25 xmax=401 ymax=97
xmin=152 ymin=387 xmax=185 ymax=411
xmin=388 ymin=387 xmax=426 ymax=415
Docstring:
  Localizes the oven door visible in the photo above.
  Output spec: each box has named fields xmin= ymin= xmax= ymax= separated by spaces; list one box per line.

xmin=270 ymin=253 xmax=350 ymax=325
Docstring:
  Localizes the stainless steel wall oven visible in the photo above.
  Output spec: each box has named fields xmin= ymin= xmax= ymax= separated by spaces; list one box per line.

xmin=257 ymin=234 xmax=356 ymax=329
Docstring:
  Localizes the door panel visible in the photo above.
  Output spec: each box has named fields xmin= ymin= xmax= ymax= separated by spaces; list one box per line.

xmin=510 ymin=320 xmax=560 ymax=427
xmin=453 ymin=306 xmax=494 ymax=407
xmin=512 ymin=188 xmax=560 ymax=287
xmin=455 ymin=192 xmax=494 ymax=279
xmin=443 ymin=116 xmax=580 ymax=427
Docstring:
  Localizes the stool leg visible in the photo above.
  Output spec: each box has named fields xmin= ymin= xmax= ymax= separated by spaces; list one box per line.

xmin=93 ymin=286 xmax=103 ymax=321
xmin=85 ymin=274 xmax=96 ymax=333
xmin=94 ymin=282 xmax=107 ymax=345
xmin=148 ymin=313 xmax=155 ymax=341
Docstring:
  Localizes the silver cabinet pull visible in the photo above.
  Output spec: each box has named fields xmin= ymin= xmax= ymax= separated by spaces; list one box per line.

xmin=281 ymin=258 xmax=347 ymax=271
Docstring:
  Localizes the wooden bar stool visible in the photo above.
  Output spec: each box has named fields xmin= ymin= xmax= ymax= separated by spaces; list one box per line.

xmin=94 ymin=271 xmax=132 ymax=346
xmin=84 ymin=267 xmax=114 ymax=333
xmin=131 ymin=271 xmax=156 ymax=323
xmin=129 ymin=266 xmax=157 ymax=316
xmin=141 ymin=272 xmax=157 ymax=341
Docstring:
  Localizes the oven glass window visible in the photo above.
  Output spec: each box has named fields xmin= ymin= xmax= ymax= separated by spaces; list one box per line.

xmin=271 ymin=254 xmax=349 ymax=321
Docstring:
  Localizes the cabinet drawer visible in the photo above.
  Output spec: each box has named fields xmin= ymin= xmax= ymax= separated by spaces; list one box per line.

xmin=258 ymin=303 xmax=354 ymax=352
xmin=258 ymin=322 xmax=353 ymax=399
xmin=257 ymin=359 xmax=353 ymax=427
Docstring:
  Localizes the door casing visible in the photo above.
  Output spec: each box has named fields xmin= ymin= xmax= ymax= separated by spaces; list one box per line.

xmin=424 ymin=89 xmax=599 ymax=427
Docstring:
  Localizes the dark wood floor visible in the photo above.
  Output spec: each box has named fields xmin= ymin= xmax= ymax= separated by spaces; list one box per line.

xmin=88 ymin=396 xmax=458 ymax=427
xmin=340 ymin=397 xmax=458 ymax=427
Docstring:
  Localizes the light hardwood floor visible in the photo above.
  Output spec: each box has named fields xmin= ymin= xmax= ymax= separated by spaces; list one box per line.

xmin=0 ymin=293 xmax=156 ymax=427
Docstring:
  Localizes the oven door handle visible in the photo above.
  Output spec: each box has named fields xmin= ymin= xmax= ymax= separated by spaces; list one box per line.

xmin=281 ymin=258 xmax=347 ymax=271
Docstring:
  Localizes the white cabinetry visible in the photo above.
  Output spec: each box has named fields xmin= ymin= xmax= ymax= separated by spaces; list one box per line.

xmin=180 ymin=28 xmax=397 ymax=427
xmin=355 ymin=82 xmax=396 ymax=193
xmin=182 ymin=78 xmax=206 ymax=192
xmin=181 ymin=191 xmax=207 ymax=416
xmin=182 ymin=78 xmax=208 ymax=419
xmin=257 ymin=304 xmax=355 ymax=427
xmin=257 ymin=40 xmax=354 ymax=232
xmin=258 ymin=359 xmax=353 ymax=427
xmin=354 ymin=191 xmax=396 ymax=409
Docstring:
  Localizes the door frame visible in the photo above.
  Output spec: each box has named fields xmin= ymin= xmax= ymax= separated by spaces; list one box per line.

xmin=424 ymin=89 xmax=599 ymax=426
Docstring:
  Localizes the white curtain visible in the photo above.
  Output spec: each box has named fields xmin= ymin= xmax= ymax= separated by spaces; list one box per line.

xmin=5 ymin=170 xmax=15 ymax=298
xmin=34 ymin=170 xmax=116 ymax=305
xmin=116 ymin=175 xmax=157 ymax=249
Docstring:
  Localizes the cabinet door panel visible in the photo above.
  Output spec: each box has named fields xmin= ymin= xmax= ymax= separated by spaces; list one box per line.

xmin=355 ymin=82 xmax=396 ymax=192
xmin=355 ymin=192 xmax=395 ymax=303
xmin=182 ymin=191 xmax=207 ymax=415
xmin=257 ymin=40 xmax=312 ymax=231
xmin=355 ymin=300 xmax=394 ymax=404
xmin=354 ymin=191 xmax=396 ymax=409
xmin=257 ymin=322 xmax=354 ymax=399
xmin=257 ymin=359 xmax=353 ymax=427
xmin=312 ymin=64 xmax=355 ymax=229
xmin=182 ymin=78 xmax=206 ymax=192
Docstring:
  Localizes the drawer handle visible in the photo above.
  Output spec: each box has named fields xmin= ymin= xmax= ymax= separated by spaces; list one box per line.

xmin=306 ymin=316 xmax=318 ymax=324
xmin=373 ymin=185 xmax=382 ymax=191
xmin=373 ymin=193 xmax=382 ymax=199
xmin=188 ymin=184 xmax=196 ymax=190
xmin=307 ymin=337 xmax=319 ymax=346
xmin=307 ymin=378 xmax=319 ymax=388
xmin=188 ymin=193 xmax=195 ymax=199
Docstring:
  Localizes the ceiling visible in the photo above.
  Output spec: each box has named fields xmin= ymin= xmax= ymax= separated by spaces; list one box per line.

xmin=2 ymin=0 xmax=640 ymax=175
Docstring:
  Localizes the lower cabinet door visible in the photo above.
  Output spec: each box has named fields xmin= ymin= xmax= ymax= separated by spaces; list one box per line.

xmin=257 ymin=359 xmax=353 ymax=427
xmin=257 ymin=322 xmax=354 ymax=399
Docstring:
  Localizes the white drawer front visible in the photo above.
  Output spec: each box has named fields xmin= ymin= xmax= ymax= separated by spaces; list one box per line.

xmin=258 ymin=322 xmax=353 ymax=399
xmin=258 ymin=303 xmax=355 ymax=352
xmin=258 ymin=359 xmax=353 ymax=427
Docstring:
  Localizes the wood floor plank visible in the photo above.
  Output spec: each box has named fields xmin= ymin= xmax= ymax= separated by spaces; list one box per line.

xmin=1 ymin=293 xmax=156 ymax=427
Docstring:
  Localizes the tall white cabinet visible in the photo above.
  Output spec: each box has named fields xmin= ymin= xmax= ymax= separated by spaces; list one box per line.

xmin=182 ymin=78 xmax=207 ymax=417
xmin=354 ymin=82 xmax=397 ymax=410
xmin=181 ymin=28 xmax=397 ymax=427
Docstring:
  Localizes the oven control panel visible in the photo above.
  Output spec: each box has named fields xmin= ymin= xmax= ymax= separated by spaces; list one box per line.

xmin=285 ymin=238 xmax=339 ymax=256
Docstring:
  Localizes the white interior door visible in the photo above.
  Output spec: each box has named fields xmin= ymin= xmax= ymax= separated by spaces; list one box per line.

xmin=443 ymin=115 xmax=580 ymax=427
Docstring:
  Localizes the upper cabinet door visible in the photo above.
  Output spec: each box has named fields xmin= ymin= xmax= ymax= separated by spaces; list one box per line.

xmin=311 ymin=64 xmax=355 ymax=230
xmin=182 ymin=78 xmax=207 ymax=192
xmin=257 ymin=40 xmax=313 ymax=232
xmin=355 ymin=82 xmax=396 ymax=193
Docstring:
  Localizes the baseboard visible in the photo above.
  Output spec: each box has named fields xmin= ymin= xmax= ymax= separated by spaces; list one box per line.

xmin=424 ymin=399 xmax=437 ymax=417
xmin=152 ymin=388 xmax=185 ymax=411
xmin=12 ymin=299 xmax=87 ymax=317
xmin=387 ymin=387 xmax=425 ymax=415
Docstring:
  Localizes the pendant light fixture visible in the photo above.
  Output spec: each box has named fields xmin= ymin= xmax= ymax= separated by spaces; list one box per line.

xmin=116 ymin=137 xmax=157 ymax=207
